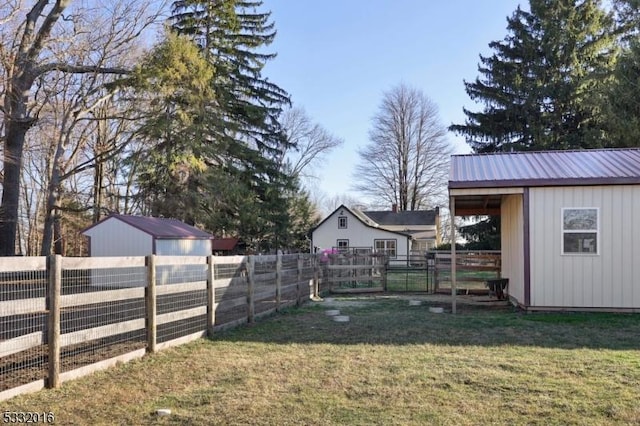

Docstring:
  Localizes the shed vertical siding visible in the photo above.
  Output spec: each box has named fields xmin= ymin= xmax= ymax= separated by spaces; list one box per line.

xmin=84 ymin=218 xmax=152 ymax=256
xmin=155 ymin=239 xmax=211 ymax=256
xmin=529 ymin=185 xmax=640 ymax=309
xmin=501 ymin=194 xmax=525 ymax=304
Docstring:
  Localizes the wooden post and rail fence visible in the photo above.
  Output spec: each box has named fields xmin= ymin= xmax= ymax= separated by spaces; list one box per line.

xmin=0 ymin=253 xmax=320 ymax=401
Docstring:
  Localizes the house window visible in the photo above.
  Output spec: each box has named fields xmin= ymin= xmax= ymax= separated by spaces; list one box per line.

xmin=337 ymin=239 xmax=349 ymax=253
xmin=375 ymin=239 xmax=397 ymax=258
xmin=338 ymin=216 xmax=347 ymax=229
xmin=562 ymin=208 xmax=598 ymax=254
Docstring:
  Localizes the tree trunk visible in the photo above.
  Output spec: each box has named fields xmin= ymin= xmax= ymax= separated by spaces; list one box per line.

xmin=40 ymin=165 xmax=62 ymax=256
xmin=0 ymin=120 xmax=30 ymax=255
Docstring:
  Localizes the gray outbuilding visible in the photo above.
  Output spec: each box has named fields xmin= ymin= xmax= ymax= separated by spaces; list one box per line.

xmin=82 ymin=214 xmax=212 ymax=257
xmin=449 ymin=148 xmax=640 ymax=312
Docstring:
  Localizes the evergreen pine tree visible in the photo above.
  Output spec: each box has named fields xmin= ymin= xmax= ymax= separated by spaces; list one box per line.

xmin=170 ymin=0 xmax=294 ymax=250
xmin=450 ymin=0 xmax=617 ymax=153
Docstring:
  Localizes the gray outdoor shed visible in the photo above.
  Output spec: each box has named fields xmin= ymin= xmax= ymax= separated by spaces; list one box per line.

xmin=449 ymin=148 xmax=640 ymax=312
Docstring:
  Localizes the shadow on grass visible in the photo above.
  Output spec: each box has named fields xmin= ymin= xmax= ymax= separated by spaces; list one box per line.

xmin=209 ymin=296 xmax=640 ymax=351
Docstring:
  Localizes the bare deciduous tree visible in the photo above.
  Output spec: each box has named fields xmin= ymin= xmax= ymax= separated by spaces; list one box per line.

xmin=0 ymin=0 xmax=166 ymax=255
xmin=278 ymin=106 xmax=344 ymax=181
xmin=353 ymin=83 xmax=452 ymax=211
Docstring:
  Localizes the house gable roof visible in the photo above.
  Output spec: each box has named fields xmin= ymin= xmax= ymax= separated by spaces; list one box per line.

xmin=312 ymin=205 xmax=440 ymax=237
xmin=449 ymin=148 xmax=640 ymax=189
xmin=311 ymin=204 xmax=411 ymax=237
xmin=362 ymin=209 xmax=437 ymax=226
xmin=82 ymin=214 xmax=212 ymax=239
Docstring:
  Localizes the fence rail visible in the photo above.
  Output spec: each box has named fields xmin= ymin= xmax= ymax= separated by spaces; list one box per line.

xmin=0 ymin=253 xmax=320 ymax=401
xmin=433 ymin=251 xmax=501 ymax=292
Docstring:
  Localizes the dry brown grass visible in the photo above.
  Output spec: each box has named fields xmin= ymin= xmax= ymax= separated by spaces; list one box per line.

xmin=4 ymin=296 xmax=640 ymax=425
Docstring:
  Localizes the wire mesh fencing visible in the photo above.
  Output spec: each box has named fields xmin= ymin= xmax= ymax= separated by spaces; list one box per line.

xmin=59 ymin=257 xmax=147 ymax=374
xmin=0 ymin=257 xmax=48 ymax=394
xmin=0 ymin=253 xmax=321 ymax=401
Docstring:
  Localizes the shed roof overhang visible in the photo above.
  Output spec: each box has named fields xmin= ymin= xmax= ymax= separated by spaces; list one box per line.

xmin=449 ymin=187 xmax=523 ymax=216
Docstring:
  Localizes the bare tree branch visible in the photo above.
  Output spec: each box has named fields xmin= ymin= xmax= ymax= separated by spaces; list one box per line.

xmin=353 ymin=83 xmax=452 ymax=211
xmin=279 ymin=106 xmax=344 ymax=181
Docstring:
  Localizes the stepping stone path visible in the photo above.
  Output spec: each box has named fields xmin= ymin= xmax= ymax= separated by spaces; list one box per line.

xmin=408 ymin=300 xmax=422 ymax=306
xmin=429 ymin=307 xmax=444 ymax=314
xmin=333 ymin=315 xmax=350 ymax=322
xmin=325 ymin=309 xmax=341 ymax=316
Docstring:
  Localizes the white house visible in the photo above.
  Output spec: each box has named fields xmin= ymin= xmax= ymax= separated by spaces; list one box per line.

xmin=311 ymin=204 xmax=440 ymax=258
xmin=449 ymin=148 xmax=640 ymax=312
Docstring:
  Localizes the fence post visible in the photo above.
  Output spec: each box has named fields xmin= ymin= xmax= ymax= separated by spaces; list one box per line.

xmin=312 ymin=255 xmax=320 ymax=299
xmin=207 ymin=255 xmax=216 ymax=337
xmin=275 ymin=252 xmax=282 ymax=312
xmin=382 ymin=255 xmax=388 ymax=291
xmin=434 ymin=254 xmax=439 ymax=292
xmin=146 ymin=255 xmax=157 ymax=353
xmin=296 ymin=254 xmax=303 ymax=305
xmin=246 ymin=256 xmax=255 ymax=323
xmin=47 ymin=254 xmax=61 ymax=389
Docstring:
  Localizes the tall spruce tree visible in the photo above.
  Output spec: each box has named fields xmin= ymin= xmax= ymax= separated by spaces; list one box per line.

xmin=170 ymin=0 xmax=294 ymax=251
xmin=602 ymin=39 xmax=640 ymax=147
xmin=450 ymin=0 xmax=618 ymax=153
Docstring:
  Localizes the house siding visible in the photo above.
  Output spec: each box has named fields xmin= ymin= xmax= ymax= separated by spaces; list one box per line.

xmin=501 ymin=194 xmax=525 ymax=305
xmin=312 ymin=209 xmax=410 ymax=256
xmin=83 ymin=218 xmax=152 ymax=256
xmin=529 ymin=185 xmax=640 ymax=309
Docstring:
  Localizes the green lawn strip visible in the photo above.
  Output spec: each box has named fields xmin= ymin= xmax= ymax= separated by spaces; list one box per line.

xmin=4 ymin=298 xmax=640 ymax=425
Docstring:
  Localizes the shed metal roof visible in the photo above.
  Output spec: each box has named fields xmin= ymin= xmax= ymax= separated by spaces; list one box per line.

xmin=449 ymin=148 xmax=640 ymax=189
xmin=83 ymin=214 xmax=212 ymax=239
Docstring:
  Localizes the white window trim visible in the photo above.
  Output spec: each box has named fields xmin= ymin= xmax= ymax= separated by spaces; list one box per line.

xmin=338 ymin=216 xmax=347 ymax=229
xmin=374 ymin=239 xmax=397 ymax=258
xmin=336 ymin=239 xmax=349 ymax=253
xmin=561 ymin=207 xmax=599 ymax=255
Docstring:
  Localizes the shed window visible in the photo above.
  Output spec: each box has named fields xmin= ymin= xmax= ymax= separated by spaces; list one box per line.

xmin=338 ymin=216 xmax=347 ymax=229
xmin=562 ymin=208 xmax=598 ymax=254
xmin=336 ymin=239 xmax=349 ymax=253
xmin=375 ymin=239 xmax=397 ymax=258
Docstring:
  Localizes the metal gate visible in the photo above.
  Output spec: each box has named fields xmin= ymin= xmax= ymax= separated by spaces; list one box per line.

xmin=384 ymin=254 xmax=434 ymax=292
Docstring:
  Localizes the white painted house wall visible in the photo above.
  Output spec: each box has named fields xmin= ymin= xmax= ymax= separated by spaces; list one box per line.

xmin=312 ymin=208 xmax=410 ymax=257
xmin=83 ymin=217 xmax=152 ymax=257
xmin=529 ymin=185 xmax=640 ymax=309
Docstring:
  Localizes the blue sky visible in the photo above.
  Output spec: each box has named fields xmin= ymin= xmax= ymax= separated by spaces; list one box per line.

xmin=263 ymin=1 xmax=524 ymax=203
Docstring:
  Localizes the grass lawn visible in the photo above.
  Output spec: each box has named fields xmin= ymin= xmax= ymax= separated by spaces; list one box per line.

xmin=4 ymin=296 xmax=640 ymax=425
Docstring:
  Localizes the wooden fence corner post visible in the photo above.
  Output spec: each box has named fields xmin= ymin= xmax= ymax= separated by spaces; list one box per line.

xmin=207 ymin=255 xmax=216 ymax=338
xmin=275 ymin=252 xmax=282 ymax=312
xmin=246 ymin=256 xmax=255 ymax=323
xmin=47 ymin=254 xmax=62 ymax=389
xmin=146 ymin=255 xmax=157 ymax=353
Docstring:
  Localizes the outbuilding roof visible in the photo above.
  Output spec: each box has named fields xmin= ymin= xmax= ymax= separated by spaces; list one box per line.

xmin=212 ymin=237 xmax=239 ymax=251
xmin=82 ymin=214 xmax=212 ymax=239
xmin=450 ymin=148 xmax=640 ymax=189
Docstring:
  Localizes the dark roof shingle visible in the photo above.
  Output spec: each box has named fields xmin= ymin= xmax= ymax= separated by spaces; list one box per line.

xmin=362 ymin=210 xmax=437 ymax=226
